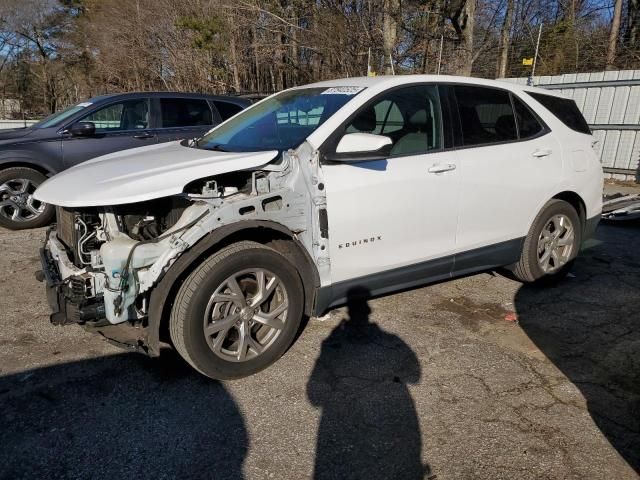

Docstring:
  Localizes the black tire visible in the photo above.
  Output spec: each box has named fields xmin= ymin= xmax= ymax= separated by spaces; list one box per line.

xmin=512 ymin=199 xmax=582 ymax=283
xmin=169 ymin=241 xmax=304 ymax=380
xmin=0 ymin=167 xmax=55 ymax=230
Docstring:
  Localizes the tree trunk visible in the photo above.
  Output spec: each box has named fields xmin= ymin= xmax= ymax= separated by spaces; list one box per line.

xmin=626 ymin=0 xmax=640 ymax=45
xmin=251 ymin=25 xmax=260 ymax=92
xmin=460 ymin=0 xmax=475 ymax=75
xmin=496 ymin=0 xmax=515 ymax=78
xmin=229 ymin=33 xmax=241 ymax=93
xmin=606 ymin=0 xmax=623 ymax=70
xmin=382 ymin=0 xmax=400 ymax=74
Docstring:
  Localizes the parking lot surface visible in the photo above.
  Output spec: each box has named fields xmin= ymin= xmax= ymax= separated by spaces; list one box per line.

xmin=0 ymin=219 xmax=638 ymax=479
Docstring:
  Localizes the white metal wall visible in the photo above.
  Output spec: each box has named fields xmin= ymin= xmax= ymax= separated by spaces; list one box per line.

xmin=505 ymin=70 xmax=640 ymax=181
xmin=0 ymin=119 xmax=38 ymax=129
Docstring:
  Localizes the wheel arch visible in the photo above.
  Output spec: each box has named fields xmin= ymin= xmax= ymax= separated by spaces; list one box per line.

xmin=551 ymin=190 xmax=586 ymax=228
xmin=0 ymin=159 xmax=56 ymax=177
xmin=146 ymin=220 xmax=320 ymax=356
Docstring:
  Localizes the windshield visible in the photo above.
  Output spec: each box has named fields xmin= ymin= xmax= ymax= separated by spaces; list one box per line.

xmin=34 ymin=102 xmax=93 ymax=128
xmin=197 ymin=87 xmax=364 ymax=152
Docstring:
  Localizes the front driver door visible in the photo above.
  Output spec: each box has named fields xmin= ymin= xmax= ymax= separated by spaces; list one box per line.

xmin=322 ymin=84 xmax=460 ymax=289
xmin=62 ymin=98 xmax=157 ymax=168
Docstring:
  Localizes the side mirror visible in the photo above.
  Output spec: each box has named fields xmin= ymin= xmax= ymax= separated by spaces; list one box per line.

xmin=336 ymin=132 xmax=392 ymax=154
xmin=69 ymin=121 xmax=96 ymax=137
xmin=328 ymin=133 xmax=392 ymax=161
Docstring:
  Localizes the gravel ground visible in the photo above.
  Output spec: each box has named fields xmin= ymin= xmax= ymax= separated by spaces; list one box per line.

xmin=0 ymin=215 xmax=638 ymax=479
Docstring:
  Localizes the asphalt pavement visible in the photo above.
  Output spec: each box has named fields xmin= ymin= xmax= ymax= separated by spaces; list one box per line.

xmin=0 ymin=215 xmax=638 ymax=479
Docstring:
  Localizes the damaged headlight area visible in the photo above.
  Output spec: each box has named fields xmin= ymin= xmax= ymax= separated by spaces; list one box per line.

xmin=42 ymin=195 xmax=209 ymax=329
xmin=36 ymin=152 xmax=314 ymax=351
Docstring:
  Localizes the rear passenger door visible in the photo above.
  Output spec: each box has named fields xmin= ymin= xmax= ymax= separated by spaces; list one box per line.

xmin=154 ymin=97 xmax=217 ymax=143
xmin=450 ymin=85 xmax=562 ymax=263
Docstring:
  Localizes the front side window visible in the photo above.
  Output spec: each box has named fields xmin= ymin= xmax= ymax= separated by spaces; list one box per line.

xmin=345 ymin=85 xmax=442 ymax=156
xmin=81 ymin=99 xmax=149 ymax=131
xmin=198 ymin=87 xmax=361 ymax=152
xmin=161 ymin=98 xmax=213 ymax=128
xmin=527 ymin=92 xmax=590 ymax=134
xmin=454 ymin=86 xmax=517 ymax=146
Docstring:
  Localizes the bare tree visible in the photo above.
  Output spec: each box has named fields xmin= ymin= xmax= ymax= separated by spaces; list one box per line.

xmin=606 ymin=0 xmax=623 ymax=70
xmin=496 ymin=0 xmax=515 ymax=78
xmin=382 ymin=0 xmax=400 ymax=74
xmin=627 ymin=0 xmax=640 ymax=46
xmin=0 ymin=0 xmax=638 ymax=117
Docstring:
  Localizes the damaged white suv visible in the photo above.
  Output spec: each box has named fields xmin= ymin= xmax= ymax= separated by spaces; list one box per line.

xmin=35 ymin=76 xmax=602 ymax=379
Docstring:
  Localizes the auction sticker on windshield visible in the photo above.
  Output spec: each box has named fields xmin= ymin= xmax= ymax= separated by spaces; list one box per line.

xmin=321 ymin=86 xmax=365 ymax=95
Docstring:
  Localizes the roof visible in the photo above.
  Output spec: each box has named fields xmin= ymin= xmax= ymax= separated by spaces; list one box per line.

xmin=299 ymin=74 xmax=566 ymax=98
xmin=86 ymin=91 xmax=251 ymax=105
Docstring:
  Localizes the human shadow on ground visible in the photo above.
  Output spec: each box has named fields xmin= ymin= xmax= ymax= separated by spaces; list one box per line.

xmin=307 ymin=286 xmax=431 ymax=480
xmin=0 ymin=351 xmax=247 ymax=479
xmin=515 ymin=222 xmax=640 ymax=473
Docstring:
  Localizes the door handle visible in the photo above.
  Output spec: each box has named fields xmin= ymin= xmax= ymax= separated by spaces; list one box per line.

xmin=428 ymin=163 xmax=457 ymax=174
xmin=532 ymin=149 xmax=552 ymax=158
xmin=133 ymin=132 xmax=154 ymax=139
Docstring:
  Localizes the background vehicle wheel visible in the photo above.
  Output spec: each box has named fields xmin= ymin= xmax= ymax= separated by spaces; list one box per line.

xmin=512 ymin=199 xmax=582 ymax=283
xmin=170 ymin=241 xmax=304 ymax=380
xmin=0 ymin=167 xmax=54 ymax=230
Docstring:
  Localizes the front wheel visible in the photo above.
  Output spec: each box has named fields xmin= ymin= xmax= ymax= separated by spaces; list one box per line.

xmin=0 ymin=167 xmax=55 ymax=230
xmin=511 ymin=199 xmax=582 ymax=283
xmin=169 ymin=241 xmax=304 ymax=380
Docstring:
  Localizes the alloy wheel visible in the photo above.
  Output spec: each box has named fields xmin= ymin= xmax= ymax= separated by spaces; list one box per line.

xmin=537 ymin=214 xmax=575 ymax=273
xmin=203 ymin=268 xmax=289 ymax=362
xmin=0 ymin=178 xmax=45 ymax=223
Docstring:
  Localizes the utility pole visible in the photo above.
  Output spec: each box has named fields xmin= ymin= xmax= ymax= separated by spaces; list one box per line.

xmin=529 ymin=23 xmax=543 ymax=86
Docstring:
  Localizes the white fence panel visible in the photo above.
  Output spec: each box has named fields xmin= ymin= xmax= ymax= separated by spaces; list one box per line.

xmin=0 ymin=119 xmax=38 ymax=129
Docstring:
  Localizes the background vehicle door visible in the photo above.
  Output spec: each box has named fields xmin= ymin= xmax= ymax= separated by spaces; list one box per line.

xmin=322 ymin=84 xmax=460 ymax=285
xmin=153 ymin=97 xmax=217 ymax=142
xmin=450 ymin=85 xmax=562 ymax=259
xmin=62 ymin=98 xmax=156 ymax=167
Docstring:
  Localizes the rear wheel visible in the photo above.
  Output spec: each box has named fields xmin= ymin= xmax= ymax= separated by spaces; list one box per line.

xmin=512 ymin=199 xmax=582 ymax=283
xmin=169 ymin=241 xmax=304 ymax=380
xmin=0 ymin=167 xmax=54 ymax=230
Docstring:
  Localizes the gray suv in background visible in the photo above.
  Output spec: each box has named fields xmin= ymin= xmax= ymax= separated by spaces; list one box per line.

xmin=0 ymin=92 xmax=250 ymax=230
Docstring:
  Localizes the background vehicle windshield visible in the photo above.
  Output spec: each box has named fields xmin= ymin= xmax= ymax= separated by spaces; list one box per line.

xmin=34 ymin=103 xmax=93 ymax=128
xmin=197 ymin=87 xmax=363 ymax=152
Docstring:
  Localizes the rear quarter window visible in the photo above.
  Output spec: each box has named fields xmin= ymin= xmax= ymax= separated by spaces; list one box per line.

xmin=213 ymin=101 xmax=244 ymax=121
xmin=526 ymin=92 xmax=590 ymax=134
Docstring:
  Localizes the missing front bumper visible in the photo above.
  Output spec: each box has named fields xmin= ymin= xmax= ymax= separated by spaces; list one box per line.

xmin=37 ymin=241 xmax=158 ymax=356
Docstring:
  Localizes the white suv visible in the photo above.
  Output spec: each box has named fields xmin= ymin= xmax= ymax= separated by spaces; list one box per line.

xmin=35 ymin=75 xmax=603 ymax=379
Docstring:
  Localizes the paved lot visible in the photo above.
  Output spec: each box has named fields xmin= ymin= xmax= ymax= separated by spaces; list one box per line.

xmin=0 ymin=218 xmax=638 ymax=479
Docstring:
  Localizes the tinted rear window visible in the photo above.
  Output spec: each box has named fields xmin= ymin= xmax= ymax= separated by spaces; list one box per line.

xmin=160 ymin=98 xmax=213 ymax=128
xmin=527 ymin=92 xmax=590 ymax=134
xmin=454 ymin=85 xmax=518 ymax=146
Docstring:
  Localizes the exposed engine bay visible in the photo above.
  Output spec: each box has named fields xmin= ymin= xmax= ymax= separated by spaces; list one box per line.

xmin=39 ymin=146 xmax=330 ymax=342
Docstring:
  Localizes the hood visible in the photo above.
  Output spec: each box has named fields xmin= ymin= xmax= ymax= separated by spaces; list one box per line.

xmin=35 ymin=141 xmax=278 ymax=207
xmin=0 ymin=127 xmax=34 ymax=142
